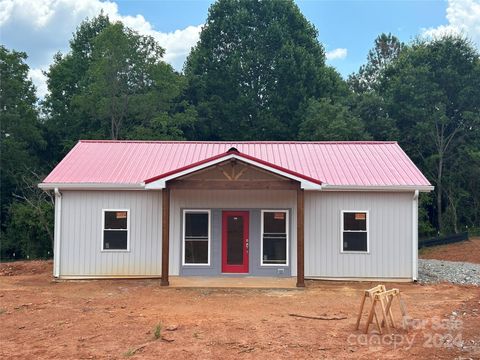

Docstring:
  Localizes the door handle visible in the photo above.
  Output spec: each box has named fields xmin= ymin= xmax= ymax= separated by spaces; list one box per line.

xmin=246 ymin=239 xmax=249 ymax=252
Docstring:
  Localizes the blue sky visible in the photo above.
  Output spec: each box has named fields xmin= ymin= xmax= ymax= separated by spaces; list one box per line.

xmin=116 ymin=0 xmax=448 ymax=77
xmin=1 ymin=0 xmax=479 ymax=98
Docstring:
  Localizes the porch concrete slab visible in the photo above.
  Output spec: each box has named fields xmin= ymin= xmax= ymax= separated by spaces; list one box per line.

xmin=168 ymin=276 xmax=298 ymax=289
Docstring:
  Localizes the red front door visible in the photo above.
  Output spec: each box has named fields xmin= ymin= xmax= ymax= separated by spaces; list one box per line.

xmin=222 ymin=211 xmax=249 ymax=273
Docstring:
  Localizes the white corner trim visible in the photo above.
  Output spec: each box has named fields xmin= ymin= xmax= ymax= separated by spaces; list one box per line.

xmin=53 ymin=188 xmax=62 ymax=278
xmin=144 ymin=154 xmax=322 ymax=190
xmin=412 ymin=190 xmax=419 ymax=281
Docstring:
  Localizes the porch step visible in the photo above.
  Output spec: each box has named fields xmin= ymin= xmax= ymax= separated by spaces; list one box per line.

xmin=168 ymin=276 xmax=298 ymax=289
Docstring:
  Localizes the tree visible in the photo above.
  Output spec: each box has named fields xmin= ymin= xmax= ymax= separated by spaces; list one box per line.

xmin=349 ymin=92 xmax=399 ymax=141
xmin=381 ymin=36 xmax=480 ymax=233
xmin=1 ymin=172 xmax=54 ymax=260
xmin=43 ymin=14 xmax=111 ymax=158
xmin=44 ymin=15 xmax=193 ymax=156
xmin=348 ymin=33 xmax=403 ymax=93
xmin=184 ymin=0 xmax=346 ymax=140
xmin=0 ymin=46 xmax=45 ymax=231
xmin=298 ymin=98 xmax=370 ymax=141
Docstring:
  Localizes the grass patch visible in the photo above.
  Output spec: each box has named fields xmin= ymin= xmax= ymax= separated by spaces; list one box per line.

xmin=123 ymin=348 xmax=135 ymax=357
xmin=418 ymin=247 xmax=432 ymax=256
xmin=153 ymin=322 xmax=162 ymax=340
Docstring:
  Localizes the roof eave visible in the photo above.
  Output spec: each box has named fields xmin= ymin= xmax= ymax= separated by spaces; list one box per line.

xmin=38 ymin=183 xmax=145 ymax=191
xmin=320 ymin=184 xmax=434 ymax=192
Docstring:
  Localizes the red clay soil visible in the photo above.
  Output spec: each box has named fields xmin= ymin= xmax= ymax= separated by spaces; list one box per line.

xmin=419 ymin=237 xmax=480 ymax=264
xmin=0 ymin=261 xmax=479 ymax=359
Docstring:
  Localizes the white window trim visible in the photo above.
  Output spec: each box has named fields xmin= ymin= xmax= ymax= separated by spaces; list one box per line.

xmin=182 ymin=209 xmax=211 ymax=266
xmin=340 ymin=210 xmax=369 ymax=254
xmin=101 ymin=209 xmax=130 ymax=252
xmin=260 ymin=209 xmax=289 ymax=266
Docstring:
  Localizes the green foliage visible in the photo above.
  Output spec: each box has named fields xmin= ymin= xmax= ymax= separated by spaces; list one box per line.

xmin=153 ymin=323 xmax=162 ymax=339
xmin=0 ymin=46 xmax=47 ymax=252
xmin=43 ymin=14 xmax=111 ymax=159
xmin=2 ymin=198 xmax=54 ymax=260
xmin=298 ymin=98 xmax=369 ymax=141
xmin=380 ymin=36 xmax=480 ymax=232
xmin=184 ymin=0 xmax=345 ymax=140
xmin=43 ymin=15 xmax=193 ymax=158
xmin=2 ymin=5 xmax=480 ymax=261
xmin=348 ymin=92 xmax=399 ymax=141
xmin=418 ymin=193 xmax=436 ymax=237
xmin=123 ymin=348 xmax=135 ymax=357
xmin=348 ymin=33 xmax=404 ymax=93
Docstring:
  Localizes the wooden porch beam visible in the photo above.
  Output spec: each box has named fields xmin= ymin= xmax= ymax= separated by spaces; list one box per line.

xmin=296 ymin=188 xmax=305 ymax=287
xmin=168 ymin=180 xmax=298 ymax=190
xmin=161 ymin=187 xmax=170 ymax=286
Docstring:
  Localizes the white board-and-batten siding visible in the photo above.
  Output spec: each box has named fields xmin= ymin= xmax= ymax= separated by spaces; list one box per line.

xmin=55 ymin=189 xmax=415 ymax=280
xmin=58 ymin=191 xmax=162 ymax=277
xmin=304 ymin=191 xmax=414 ymax=280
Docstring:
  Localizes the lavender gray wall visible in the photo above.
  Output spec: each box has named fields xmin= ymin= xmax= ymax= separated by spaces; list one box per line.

xmin=179 ymin=208 xmax=292 ymax=277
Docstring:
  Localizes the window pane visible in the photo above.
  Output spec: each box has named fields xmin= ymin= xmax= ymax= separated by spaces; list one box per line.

xmin=105 ymin=211 xmax=127 ymax=229
xmin=185 ymin=240 xmax=208 ymax=264
xmin=185 ymin=213 xmax=209 ymax=238
xmin=227 ymin=216 xmax=244 ymax=265
xmin=263 ymin=237 xmax=287 ymax=264
xmin=104 ymin=230 xmax=128 ymax=250
xmin=343 ymin=212 xmax=367 ymax=231
xmin=343 ymin=232 xmax=367 ymax=251
xmin=263 ymin=212 xmax=286 ymax=233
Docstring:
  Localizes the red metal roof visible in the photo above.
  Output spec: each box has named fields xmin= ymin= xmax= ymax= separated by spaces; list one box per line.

xmin=41 ymin=140 xmax=432 ymax=188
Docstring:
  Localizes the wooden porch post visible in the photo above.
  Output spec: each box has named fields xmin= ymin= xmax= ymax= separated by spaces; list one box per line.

xmin=161 ymin=187 xmax=170 ymax=286
xmin=296 ymin=187 xmax=305 ymax=287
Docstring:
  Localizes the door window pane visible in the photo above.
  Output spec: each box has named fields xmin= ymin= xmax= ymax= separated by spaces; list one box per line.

xmin=227 ymin=216 xmax=244 ymax=265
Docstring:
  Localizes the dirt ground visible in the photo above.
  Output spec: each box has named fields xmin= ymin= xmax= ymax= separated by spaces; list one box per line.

xmin=1 ymin=261 xmax=479 ymax=359
xmin=419 ymin=237 xmax=480 ymax=264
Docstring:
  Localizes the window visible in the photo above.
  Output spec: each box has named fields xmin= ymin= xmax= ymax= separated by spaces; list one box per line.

xmin=183 ymin=210 xmax=210 ymax=265
xmin=102 ymin=210 xmax=129 ymax=251
xmin=261 ymin=210 xmax=288 ymax=265
xmin=342 ymin=211 xmax=368 ymax=252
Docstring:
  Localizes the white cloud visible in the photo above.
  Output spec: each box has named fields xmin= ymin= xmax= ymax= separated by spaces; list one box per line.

xmin=422 ymin=0 xmax=480 ymax=48
xmin=0 ymin=0 xmax=202 ymax=98
xmin=28 ymin=68 xmax=48 ymax=99
xmin=326 ymin=48 xmax=348 ymax=60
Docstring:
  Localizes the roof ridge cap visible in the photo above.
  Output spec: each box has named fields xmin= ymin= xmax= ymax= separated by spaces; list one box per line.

xmin=78 ymin=140 xmax=398 ymax=145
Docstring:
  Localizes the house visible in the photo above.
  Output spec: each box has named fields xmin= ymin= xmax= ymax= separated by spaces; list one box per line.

xmin=39 ymin=140 xmax=433 ymax=287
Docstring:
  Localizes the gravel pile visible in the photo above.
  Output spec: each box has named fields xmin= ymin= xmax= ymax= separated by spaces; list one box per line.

xmin=418 ymin=259 xmax=480 ymax=286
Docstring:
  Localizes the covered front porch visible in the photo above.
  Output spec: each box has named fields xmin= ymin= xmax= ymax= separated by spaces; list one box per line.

xmin=147 ymin=150 xmax=311 ymax=288
xmin=168 ymin=276 xmax=298 ymax=289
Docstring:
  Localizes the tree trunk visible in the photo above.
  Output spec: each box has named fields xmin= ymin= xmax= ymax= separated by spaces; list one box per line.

xmin=436 ymin=154 xmax=443 ymax=233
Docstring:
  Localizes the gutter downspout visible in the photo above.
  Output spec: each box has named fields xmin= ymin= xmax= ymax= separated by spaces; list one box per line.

xmin=412 ymin=190 xmax=419 ymax=281
xmin=54 ymin=188 xmax=62 ymax=278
